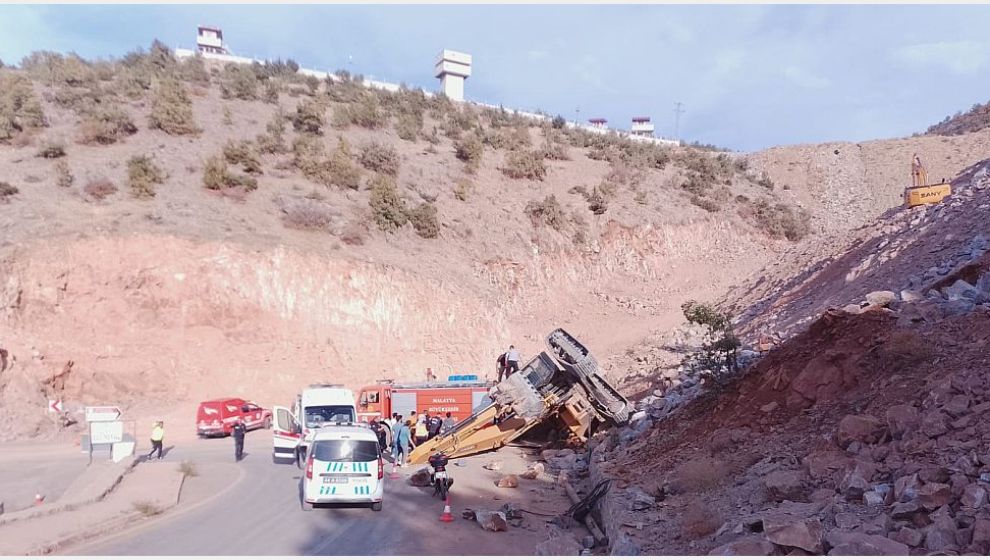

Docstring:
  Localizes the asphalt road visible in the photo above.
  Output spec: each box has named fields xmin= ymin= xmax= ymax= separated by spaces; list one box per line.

xmin=65 ymin=431 xmax=558 ymax=555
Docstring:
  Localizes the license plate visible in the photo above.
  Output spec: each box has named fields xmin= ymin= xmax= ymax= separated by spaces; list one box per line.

xmin=434 ymin=471 xmax=448 ymax=479
xmin=322 ymin=476 xmax=348 ymax=484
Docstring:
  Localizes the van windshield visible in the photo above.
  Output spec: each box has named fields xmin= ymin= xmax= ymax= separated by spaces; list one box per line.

xmin=303 ymin=406 xmax=355 ymax=428
xmin=312 ymin=440 xmax=379 ymax=463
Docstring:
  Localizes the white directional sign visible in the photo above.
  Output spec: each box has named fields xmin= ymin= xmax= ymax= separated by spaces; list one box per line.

xmin=90 ymin=421 xmax=124 ymax=444
xmin=48 ymin=399 xmax=63 ymax=414
xmin=85 ymin=406 xmax=121 ymax=423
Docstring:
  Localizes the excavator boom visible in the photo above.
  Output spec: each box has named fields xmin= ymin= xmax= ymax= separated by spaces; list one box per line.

xmin=406 ymin=329 xmax=630 ymax=464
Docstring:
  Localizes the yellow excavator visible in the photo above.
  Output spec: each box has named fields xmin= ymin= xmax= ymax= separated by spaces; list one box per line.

xmin=905 ymin=153 xmax=951 ymax=207
xmin=406 ymin=328 xmax=632 ymax=464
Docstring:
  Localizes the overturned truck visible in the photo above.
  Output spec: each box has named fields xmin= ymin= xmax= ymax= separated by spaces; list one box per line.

xmin=407 ymin=328 xmax=632 ymax=464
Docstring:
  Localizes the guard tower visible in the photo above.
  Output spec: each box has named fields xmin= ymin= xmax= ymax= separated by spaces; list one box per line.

xmin=435 ymin=49 xmax=472 ymax=102
xmin=196 ymin=26 xmax=228 ymax=55
xmin=631 ymin=117 xmax=655 ymax=137
xmin=589 ymin=118 xmax=608 ymax=130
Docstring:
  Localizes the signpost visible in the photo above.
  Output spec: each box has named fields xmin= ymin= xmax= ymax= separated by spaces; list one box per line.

xmin=85 ymin=406 xmax=121 ymax=423
xmin=85 ymin=405 xmax=123 ymax=464
xmin=48 ymin=399 xmax=63 ymax=414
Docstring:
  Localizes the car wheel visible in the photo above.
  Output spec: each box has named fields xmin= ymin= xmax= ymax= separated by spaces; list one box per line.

xmin=264 ymin=417 xmax=271 ymax=430
xmin=301 ymin=499 xmax=313 ymax=511
xmin=371 ymin=501 xmax=383 ymax=512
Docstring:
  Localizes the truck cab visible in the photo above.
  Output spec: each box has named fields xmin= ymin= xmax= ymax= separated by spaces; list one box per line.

xmin=272 ymin=384 xmax=357 ymax=464
xmin=356 ymin=376 xmax=492 ymax=425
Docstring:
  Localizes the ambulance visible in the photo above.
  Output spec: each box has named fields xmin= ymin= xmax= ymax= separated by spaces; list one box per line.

xmin=301 ymin=425 xmax=384 ymax=511
xmin=272 ymin=384 xmax=358 ymax=464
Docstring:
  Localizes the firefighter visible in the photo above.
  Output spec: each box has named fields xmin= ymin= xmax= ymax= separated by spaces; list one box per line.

xmin=232 ymin=419 xmax=246 ymax=462
xmin=147 ymin=421 xmax=165 ymax=461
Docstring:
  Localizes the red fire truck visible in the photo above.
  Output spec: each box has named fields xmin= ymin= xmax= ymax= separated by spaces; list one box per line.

xmin=356 ymin=378 xmax=492 ymax=425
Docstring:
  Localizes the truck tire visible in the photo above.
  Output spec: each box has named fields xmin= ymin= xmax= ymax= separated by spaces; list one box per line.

xmin=371 ymin=501 xmax=383 ymax=512
xmin=263 ymin=417 xmax=272 ymax=430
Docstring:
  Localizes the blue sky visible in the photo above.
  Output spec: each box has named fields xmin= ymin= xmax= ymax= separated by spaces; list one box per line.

xmin=2 ymin=4 xmax=990 ymax=151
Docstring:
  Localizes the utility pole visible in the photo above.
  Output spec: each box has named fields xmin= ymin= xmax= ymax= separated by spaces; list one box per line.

xmin=575 ymin=106 xmax=580 ymax=128
xmin=673 ymin=102 xmax=686 ymax=143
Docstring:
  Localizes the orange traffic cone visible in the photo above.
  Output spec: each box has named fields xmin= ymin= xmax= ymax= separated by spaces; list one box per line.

xmin=34 ymin=493 xmax=45 ymax=506
xmin=389 ymin=459 xmax=400 ymax=480
xmin=439 ymin=495 xmax=454 ymax=523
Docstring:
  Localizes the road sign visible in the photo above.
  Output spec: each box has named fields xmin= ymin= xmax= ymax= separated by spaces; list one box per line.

xmin=48 ymin=399 xmax=63 ymax=414
xmin=90 ymin=421 xmax=124 ymax=444
xmin=85 ymin=406 xmax=121 ymax=423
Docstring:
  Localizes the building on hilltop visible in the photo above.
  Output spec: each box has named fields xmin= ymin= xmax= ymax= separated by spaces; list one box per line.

xmin=589 ymin=118 xmax=608 ymax=130
xmin=435 ymin=49 xmax=472 ymax=102
xmin=630 ymin=117 xmax=655 ymax=138
xmin=196 ymin=26 xmax=228 ymax=55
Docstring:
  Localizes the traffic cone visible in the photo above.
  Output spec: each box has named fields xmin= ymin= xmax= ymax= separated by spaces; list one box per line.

xmin=389 ymin=459 xmax=400 ymax=480
xmin=34 ymin=493 xmax=45 ymax=506
xmin=439 ymin=495 xmax=454 ymax=522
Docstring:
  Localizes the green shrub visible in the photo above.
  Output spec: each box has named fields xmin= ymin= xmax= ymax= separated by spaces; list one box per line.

xmin=358 ymin=142 xmax=400 ymax=176
xmin=541 ymin=137 xmax=570 ymax=161
xmin=55 ymin=160 xmax=74 ymax=188
xmin=351 ymin=96 xmax=386 ymax=129
xmin=324 ymin=138 xmax=362 ymax=189
xmin=257 ymin=111 xmax=288 ymax=154
xmin=262 ymin=80 xmax=279 ymax=104
xmin=681 ymin=301 xmax=740 ymax=390
xmin=502 ymin=150 xmax=547 ymax=180
xmin=292 ymin=134 xmax=325 ymax=179
xmin=690 ymin=195 xmax=721 ymax=213
xmin=368 ymin=175 xmax=407 ymax=232
xmin=551 ymin=115 xmax=566 ymax=129
xmin=149 ymin=78 xmax=198 ymax=135
xmin=0 ymin=181 xmax=18 ymax=202
xmin=36 ymin=139 xmax=66 ymax=159
xmin=748 ymin=198 xmax=811 ymax=241
xmin=219 ymin=63 xmax=258 ymax=100
xmin=408 ymin=202 xmax=440 ymax=239
xmin=223 ymin=140 xmax=263 ymax=175
xmin=78 ymin=106 xmax=137 ymax=145
xmin=395 ymin=112 xmax=422 ymax=141
xmin=0 ymin=73 xmax=46 ymax=143
xmin=281 ymin=198 xmax=335 ymax=231
xmin=179 ymin=54 xmax=210 ymax=86
xmin=202 ymin=155 xmax=257 ymax=191
xmin=524 ymin=195 xmax=565 ymax=230
xmin=587 ymin=186 xmax=608 ymax=215
xmin=127 ymin=154 xmax=166 ymax=198
xmin=454 ymin=133 xmax=484 ymax=170
xmin=292 ymin=97 xmax=325 ymax=134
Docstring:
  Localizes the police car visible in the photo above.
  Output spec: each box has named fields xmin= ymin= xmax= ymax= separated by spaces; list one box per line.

xmin=302 ymin=424 xmax=384 ymax=511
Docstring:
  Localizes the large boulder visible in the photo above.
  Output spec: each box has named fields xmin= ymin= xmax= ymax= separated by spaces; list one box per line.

xmin=836 ymin=415 xmax=885 ymax=448
xmin=825 ymin=531 xmax=909 ymax=555
xmin=893 ymin=526 xmax=923 ymax=547
xmin=885 ymin=405 xmax=920 ymax=439
xmin=496 ymin=475 xmax=519 ymax=489
xmin=944 ymin=280 xmax=978 ymax=301
xmin=865 ymin=291 xmax=898 ymax=307
xmin=921 ymin=412 xmax=949 ymax=438
xmin=610 ymin=534 xmax=641 ymax=556
xmin=917 ymin=483 xmax=952 ymax=510
xmin=535 ymin=535 xmax=582 ymax=556
xmin=409 ymin=468 xmax=432 ymax=487
xmin=961 ymin=484 xmax=988 ymax=508
xmin=893 ymin=473 xmax=920 ymax=502
xmin=763 ymin=515 xmax=824 ymax=554
xmin=476 ymin=510 xmax=509 ymax=532
xmin=763 ymin=470 xmax=806 ymax=502
xmin=708 ymin=535 xmax=776 ymax=556
xmin=972 ymin=519 xmax=990 ymax=545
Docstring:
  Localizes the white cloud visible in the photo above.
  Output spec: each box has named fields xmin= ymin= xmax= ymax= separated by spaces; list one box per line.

xmin=892 ymin=40 xmax=990 ymax=75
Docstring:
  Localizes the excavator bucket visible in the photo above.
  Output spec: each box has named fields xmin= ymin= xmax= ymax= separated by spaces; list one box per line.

xmin=406 ymin=329 xmax=630 ymax=464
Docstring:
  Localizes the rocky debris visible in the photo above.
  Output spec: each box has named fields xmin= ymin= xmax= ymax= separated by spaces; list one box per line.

xmin=483 ymin=460 xmax=503 ymax=471
xmin=409 ymin=468 xmax=432 ymax=487
xmin=535 ymin=535 xmax=582 ymax=556
xmin=824 ymin=531 xmax=909 ymax=555
xmin=626 ymin=486 xmax=656 ymax=511
xmin=496 ymin=475 xmax=519 ymax=489
xmin=609 ymin=533 xmax=641 ymax=556
xmin=763 ymin=470 xmax=806 ymax=502
xmin=920 ymin=411 xmax=949 ymax=438
xmin=708 ymin=535 xmax=776 ymax=556
xmin=893 ymin=527 xmax=923 ymax=547
xmin=885 ymin=404 xmax=919 ymax=439
xmin=917 ymin=483 xmax=952 ymax=510
xmin=762 ymin=515 xmax=824 ymax=554
xmin=476 ymin=510 xmax=508 ymax=532
xmin=864 ymin=290 xmax=897 ymax=307
xmin=520 ymin=462 xmax=546 ymax=480
xmin=835 ymin=414 xmax=884 ymax=448
xmin=961 ymin=484 xmax=988 ymax=508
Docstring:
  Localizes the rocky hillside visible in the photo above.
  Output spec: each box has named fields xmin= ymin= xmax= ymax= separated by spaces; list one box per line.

xmin=585 ymin=161 xmax=990 ymax=555
xmin=927 ymin=100 xmax=990 ymax=136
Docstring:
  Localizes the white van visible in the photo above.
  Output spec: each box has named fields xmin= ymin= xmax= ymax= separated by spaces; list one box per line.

xmin=272 ymin=384 xmax=358 ymax=464
xmin=302 ymin=425 xmax=384 ymax=511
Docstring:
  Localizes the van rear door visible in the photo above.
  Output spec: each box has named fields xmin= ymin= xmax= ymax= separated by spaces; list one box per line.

xmin=272 ymin=406 xmax=301 ymax=463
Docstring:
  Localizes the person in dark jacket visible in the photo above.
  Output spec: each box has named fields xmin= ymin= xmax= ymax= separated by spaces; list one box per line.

xmin=496 ymin=352 xmax=508 ymax=383
xmin=232 ymin=420 xmax=246 ymax=462
xmin=427 ymin=414 xmax=442 ymax=439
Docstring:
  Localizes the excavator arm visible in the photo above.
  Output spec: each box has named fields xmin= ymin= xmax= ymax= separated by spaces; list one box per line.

xmin=407 ymin=329 xmax=631 ymax=464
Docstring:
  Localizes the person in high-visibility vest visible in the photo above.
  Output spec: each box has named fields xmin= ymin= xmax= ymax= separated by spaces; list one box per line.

xmin=147 ymin=421 xmax=165 ymax=460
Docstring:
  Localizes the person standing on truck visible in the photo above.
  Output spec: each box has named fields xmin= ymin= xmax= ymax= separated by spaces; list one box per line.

xmin=428 ymin=414 xmax=442 ymax=439
xmin=441 ymin=412 xmax=456 ymax=435
xmin=232 ymin=419 xmax=246 ymax=462
xmin=147 ymin=421 xmax=165 ymax=461
xmin=506 ymin=345 xmax=521 ymax=376
xmin=496 ymin=352 xmax=508 ymax=383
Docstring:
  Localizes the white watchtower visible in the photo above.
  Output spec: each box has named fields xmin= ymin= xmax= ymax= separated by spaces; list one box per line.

xmin=631 ymin=117 xmax=655 ymax=138
xmin=435 ymin=49 xmax=472 ymax=102
xmin=196 ymin=25 xmax=228 ymax=55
